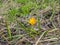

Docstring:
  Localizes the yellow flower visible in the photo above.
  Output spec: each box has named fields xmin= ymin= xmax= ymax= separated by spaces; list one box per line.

xmin=28 ymin=17 xmax=36 ymax=25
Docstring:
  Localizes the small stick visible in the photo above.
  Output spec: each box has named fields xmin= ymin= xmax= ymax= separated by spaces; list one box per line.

xmin=34 ymin=31 xmax=47 ymax=45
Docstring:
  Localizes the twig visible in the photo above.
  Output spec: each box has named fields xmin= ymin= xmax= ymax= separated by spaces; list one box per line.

xmin=34 ymin=31 xmax=48 ymax=45
xmin=48 ymin=28 xmax=59 ymax=32
xmin=34 ymin=28 xmax=59 ymax=45
xmin=38 ymin=6 xmax=52 ymax=14
xmin=39 ymin=37 xmax=60 ymax=42
xmin=15 ymin=37 xmax=26 ymax=45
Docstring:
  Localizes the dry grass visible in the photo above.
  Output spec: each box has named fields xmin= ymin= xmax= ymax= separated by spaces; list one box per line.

xmin=0 ymin=0 xmax=60 ymax=45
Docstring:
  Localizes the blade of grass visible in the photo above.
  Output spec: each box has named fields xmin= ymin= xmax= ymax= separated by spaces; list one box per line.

xmin=29 ymin=26 xmax=38 ymax=38
xmin=17 ymin=20 xmax=37 ymax=38
xmin=17 ymin=21 xmax=31 ymax=34
xmin=5 ymin=21 xmax=12 ymax=40
xmin=37 ymin=15 xmax=41 ymax=31
xmin=8 ymin=35 xmax=24 ymax=39
xmin=49 ymin=0 xmax=55 ymax=21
